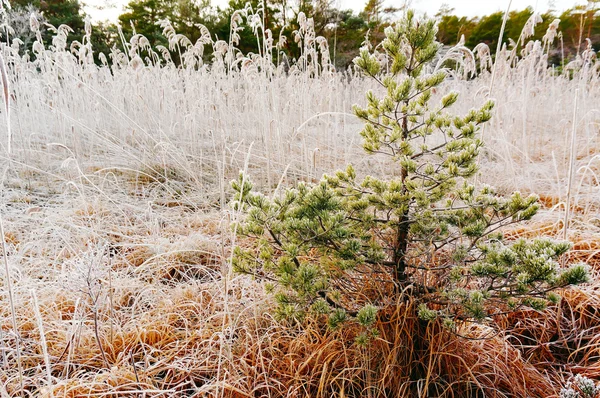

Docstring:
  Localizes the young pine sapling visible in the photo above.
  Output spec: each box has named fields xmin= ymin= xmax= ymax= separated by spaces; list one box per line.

xmin=231 ymin=11 xmax=589 ymax=338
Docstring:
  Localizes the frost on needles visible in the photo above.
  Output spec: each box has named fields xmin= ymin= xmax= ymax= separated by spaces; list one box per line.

xmin=231 ymin=11 xmax=589 ymax=338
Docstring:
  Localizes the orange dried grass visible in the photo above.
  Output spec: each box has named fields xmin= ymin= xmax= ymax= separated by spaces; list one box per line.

xmin=499 ymin=283 xmax=600 ymax=384
xmin=2 ymin=183 xmax=598 ymax=398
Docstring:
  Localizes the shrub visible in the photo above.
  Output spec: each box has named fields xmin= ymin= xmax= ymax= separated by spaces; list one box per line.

xmin=561 ymin=375 xmax=600 ymax=398
xmin=231 ymin=11 xmax=589 ymax=337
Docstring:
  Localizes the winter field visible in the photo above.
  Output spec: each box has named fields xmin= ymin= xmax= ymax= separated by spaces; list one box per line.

xmin=0 ymin=12 xmax=598 ymax=398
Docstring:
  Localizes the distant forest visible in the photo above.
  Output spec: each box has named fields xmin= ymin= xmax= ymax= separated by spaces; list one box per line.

xmin=4 ymin=0 xmax=600 ymax=67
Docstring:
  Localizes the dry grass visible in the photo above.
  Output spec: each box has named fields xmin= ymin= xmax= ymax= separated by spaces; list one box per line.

xmin=0 ymin=10 xmax=598 ymax=398
xmin=0 ymin=182 xmax=598 ymax=397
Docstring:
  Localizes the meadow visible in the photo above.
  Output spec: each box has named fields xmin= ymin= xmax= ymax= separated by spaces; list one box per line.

xmin=0 ymin=9 xmax=598 ymax=397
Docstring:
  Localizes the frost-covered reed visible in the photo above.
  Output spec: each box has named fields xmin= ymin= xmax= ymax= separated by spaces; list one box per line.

xmin=0 ymin=10 xmax=597 ymax=397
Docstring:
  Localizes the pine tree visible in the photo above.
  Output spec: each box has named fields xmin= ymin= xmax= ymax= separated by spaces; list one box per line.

xmin=231 ymin=10 xmax=589 ymax=336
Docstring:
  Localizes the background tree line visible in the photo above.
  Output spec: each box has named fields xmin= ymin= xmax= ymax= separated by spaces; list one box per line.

xmin=3 ymin=0 xmax=600 ymax=68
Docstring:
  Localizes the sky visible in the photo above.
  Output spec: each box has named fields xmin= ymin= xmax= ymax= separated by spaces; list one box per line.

xmin=84 ymin=0 xmax=587 ymax=23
